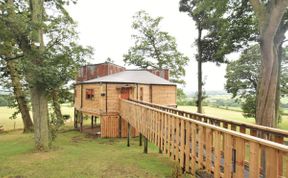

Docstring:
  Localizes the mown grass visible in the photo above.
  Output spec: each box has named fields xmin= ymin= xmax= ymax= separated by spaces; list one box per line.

xmin=0 ymin=130 xmax=182 ymax=178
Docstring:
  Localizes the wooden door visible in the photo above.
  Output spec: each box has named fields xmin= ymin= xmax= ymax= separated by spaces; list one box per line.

xmin=121 ymin=88 xmax=130 ymax=99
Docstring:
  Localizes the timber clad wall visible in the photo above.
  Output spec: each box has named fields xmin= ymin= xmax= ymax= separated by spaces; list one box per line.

xmin=74 ymin=85 xmax=82 ymax=109
xmin=81 ymin=84 xmax=103 ymax=114
xmin=151 ymin=85 xmax=176 ymax=105
xmin=75 ymin=83 xmax=176 ymax=114
xmin=101 ymin=115 xmax=138 ymax=138
xmin=137 ymin=84 xmax=151 ymax=102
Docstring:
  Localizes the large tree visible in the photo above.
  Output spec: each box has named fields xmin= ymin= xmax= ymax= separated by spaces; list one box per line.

xmin=225 ymin=45 xmax=288 ymax=119
xmin=181 ymin=0 xmax=288 ymax=127
xmin=0 ymin=0 xmax=34 ymax=133
xmin=248 ymin=0 xmax=288 ymax=127
xmin=123 ymin=11 xmax=189 ymax=84
xmin=0 ymin=0 xmax=91 ymax=150
xmin=179 ymin=0 xmax=256 ymax=113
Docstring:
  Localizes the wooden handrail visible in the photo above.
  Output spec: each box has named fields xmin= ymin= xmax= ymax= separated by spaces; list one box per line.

xmin=130 ymin=99 xmax=288 ymax=144
xmin=120 ymin=99 xmax=288 ymax=177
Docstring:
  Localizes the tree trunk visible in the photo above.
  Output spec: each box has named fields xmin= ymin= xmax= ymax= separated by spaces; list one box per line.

xmin=251 ymin=0 xmax=288 ymax=127
xmin=197 ymin=58 xmax=203 ymax=113
xmin=30 ymin=87 xmax=49 ymax=150
xmin=29 ymin=0 xmax=50 ymax=150
xmin=51 ymin=90 xmax=63 ymax=121
xmin=6 ymin=60 xmax=33 ymax=133
xmin=197 ymin=25 xmax=203 ymax=113
xmin=256 ymin=42 xmax=279 ymax=127
xmin=275 ymin=45 xmax=282 ymax=126
xmin=6 ymin=0 xmax=33 ymax=133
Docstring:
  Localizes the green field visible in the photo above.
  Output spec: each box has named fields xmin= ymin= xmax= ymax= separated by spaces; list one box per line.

xmin=0 ymin=130 xmax=181 ymax=178
xmin=0 ymin=105 xmax=74 ymax=131
xmin=178 ymin=105 xmax=288 ymax=130
xmin=1 ymin=104 xmax=288 ymax=131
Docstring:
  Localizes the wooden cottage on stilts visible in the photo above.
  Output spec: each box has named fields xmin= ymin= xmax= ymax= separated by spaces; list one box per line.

xmin=74 ymin=62 xmax=176 ymax=138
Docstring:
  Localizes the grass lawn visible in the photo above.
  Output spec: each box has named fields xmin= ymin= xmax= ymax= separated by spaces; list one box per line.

xmin=178 ymin=105 xmax=288 ymax=130
xmin=0 ymin=130 xmax=182 ymax=178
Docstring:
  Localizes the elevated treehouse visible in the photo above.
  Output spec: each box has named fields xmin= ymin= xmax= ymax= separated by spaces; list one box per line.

xmin=74 ymin=62 xmax=176 ymax=137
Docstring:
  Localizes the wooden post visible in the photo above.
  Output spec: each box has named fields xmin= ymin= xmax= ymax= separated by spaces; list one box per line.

xmin=119 ymin=116 xmax=122 ymax=138
xmin=74 ymin=109 xmax=78 ymax=129
xmin=127 ymin=122 xmax=131 ymax=147
xmin=80 ymin=112 xmax=83 ymax=132
xmin=91 ymin=115 xmax=94 ymax=128
xmin=144 ymin=136 xmax=148 ymax=154
xmin=139 ymin=133 xmax=142 ymax=146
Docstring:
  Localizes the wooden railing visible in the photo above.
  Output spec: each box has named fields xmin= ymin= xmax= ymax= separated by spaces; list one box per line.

xmin=120 ymin=99 xmax=288 ymax=178
xmin=130 ymin=99 xmax=288 ymax=145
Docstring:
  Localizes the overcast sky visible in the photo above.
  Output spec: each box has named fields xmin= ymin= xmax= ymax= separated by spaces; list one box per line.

xmin=67 ymin=0 xmax=233 ymax=93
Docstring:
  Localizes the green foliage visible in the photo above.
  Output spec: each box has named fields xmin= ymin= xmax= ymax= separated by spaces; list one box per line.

xmin=124 ymin=11 xmax=189 ymax=84
xmin=225 ymin=45 xmax=288 ymax=119
xmin=176 ymin=88 xmax=186 ymax=104
xmin=48 ymin=112 xmax=70 ymax=142
xmin=0 ymin=95 xmax=10 ymax=106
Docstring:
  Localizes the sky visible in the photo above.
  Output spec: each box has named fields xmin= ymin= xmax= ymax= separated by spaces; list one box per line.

xmin=67 ymin=0 xmax=233 ymax=93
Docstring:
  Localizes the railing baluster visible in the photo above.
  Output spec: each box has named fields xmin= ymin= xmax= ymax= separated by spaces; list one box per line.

xmin=249 ymin=142 xmax=260 ymax=178
xmin=185 ymin=122 xmax=191 ymax=172
xmin=235 ymin=137 xmax=245 ymax=177
xmin=180 ymin=119 xmax=185 ymax=168
xmin=205 ymin=128 xmax=212 ymax=173
xmin=223 ymin=133 xmax=233 ymax=178
xmin=191 ymin=123 xmax=197 ymax=175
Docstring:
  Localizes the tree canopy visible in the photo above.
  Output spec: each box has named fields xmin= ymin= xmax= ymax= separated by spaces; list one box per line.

xmin=0 ymin=0 xmax=92 ymax=150
xmin=123 ymin=11 xmax=189 ymax=84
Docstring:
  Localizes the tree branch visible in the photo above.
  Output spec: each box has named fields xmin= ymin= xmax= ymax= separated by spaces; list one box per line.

xmin=249 ymin=0 xmax=266 ymax=21
xmin=1 ymin=54 xmax=24 ymax=61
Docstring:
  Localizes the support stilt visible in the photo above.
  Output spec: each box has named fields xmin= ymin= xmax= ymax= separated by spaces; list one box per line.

xmin=144 ymin=136 xmax=148 ymax=154
xmin=91 ymin=115 xmax=94 ymax=128
xmin=139 ymin=133 xmax=142 ymax=146
xmin=119 ymin=116 xmax=122 ymax=138
xmin=127 ymin=122 xmax=131 ymax=147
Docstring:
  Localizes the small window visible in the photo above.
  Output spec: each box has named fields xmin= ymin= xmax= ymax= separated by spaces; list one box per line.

xmin=86 ymin=89 xmax=94 ymax=100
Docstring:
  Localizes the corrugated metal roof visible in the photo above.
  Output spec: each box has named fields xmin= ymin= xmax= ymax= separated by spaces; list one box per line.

xmin=81 ymin=70 xmax=176 ymax=85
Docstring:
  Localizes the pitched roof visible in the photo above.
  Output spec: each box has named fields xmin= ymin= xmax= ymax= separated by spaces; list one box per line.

xmin=81 ymin=70 xmax=176 ymax=85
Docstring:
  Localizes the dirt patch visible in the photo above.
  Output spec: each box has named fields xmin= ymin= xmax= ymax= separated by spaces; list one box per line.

xmin=8 ymin=175 xmax=25 ymax=178
xmin=101 ymin=165 xmax=141 ymax=178
xmin=85 ymin=134 xmax=101 ymax=139
xmin=71 ymin=136 xmax=88 ymax=143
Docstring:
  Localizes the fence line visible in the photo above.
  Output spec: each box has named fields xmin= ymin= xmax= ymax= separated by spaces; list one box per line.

xmin=130 ymin=99 xmax=288 ymax=145
xmin=120 ymin=99 xmax=288 ymax=178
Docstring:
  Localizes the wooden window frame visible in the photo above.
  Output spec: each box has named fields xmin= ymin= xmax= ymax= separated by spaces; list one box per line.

xmin=86 ymin=89 xmax=95 ymax=100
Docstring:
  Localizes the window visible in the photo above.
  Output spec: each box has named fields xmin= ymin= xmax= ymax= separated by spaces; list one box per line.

xmin=140 ymin=87 xmax=143 ymax=101
xmin=86 ymin=89 xmax=94 ymax=100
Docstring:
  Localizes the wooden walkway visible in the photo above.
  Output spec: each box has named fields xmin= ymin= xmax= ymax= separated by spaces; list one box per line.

xmin=120 ymin=99 xmax=288 ymax=178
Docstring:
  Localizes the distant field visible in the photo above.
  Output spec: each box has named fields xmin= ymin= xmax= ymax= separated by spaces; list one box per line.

xmin=1 ymin=104 xmax=288 ymax=131
xmin=178 ymin=105 xmax=288 ymax=130
xmin=0 ymin=105 xmax=74 ymax=131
